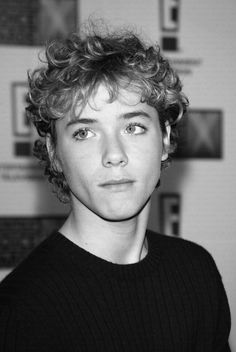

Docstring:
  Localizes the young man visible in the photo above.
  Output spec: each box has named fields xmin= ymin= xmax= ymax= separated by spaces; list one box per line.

xmin=0 ymin=27 xmax=231 ymax=351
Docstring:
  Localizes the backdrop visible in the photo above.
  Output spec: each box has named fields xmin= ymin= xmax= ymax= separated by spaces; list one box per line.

xmin=0 ymin=0 xmax=235 ymax=349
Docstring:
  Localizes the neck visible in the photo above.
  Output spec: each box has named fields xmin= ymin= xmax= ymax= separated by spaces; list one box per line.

xmin=60 ymin=200 xmax=151 ymax=264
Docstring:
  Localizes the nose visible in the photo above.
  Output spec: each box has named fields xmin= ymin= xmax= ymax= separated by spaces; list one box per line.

xmin=102 ymin=134 xmax=128 ymax=168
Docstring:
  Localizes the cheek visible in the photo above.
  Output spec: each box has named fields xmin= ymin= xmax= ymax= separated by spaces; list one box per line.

xmin=57 ymin=145 xmax=96 ymax=186
xmin=142 ymin=139 xmax=163 ymax=179
xmin=139 ymin=137 xmax=162 ymax=163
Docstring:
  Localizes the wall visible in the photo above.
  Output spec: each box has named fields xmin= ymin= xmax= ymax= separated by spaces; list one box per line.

xmin=81 ymin=1 xmax=236 ymax=347
xmin=0 ymin=0 xmax=235 ymax=349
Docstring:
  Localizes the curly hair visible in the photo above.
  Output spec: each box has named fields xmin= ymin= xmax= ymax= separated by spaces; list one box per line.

xmin=26 ymin=27 xmax=188 ymax=203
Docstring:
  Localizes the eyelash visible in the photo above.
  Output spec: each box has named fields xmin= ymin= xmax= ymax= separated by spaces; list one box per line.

xmin=72 ymin=122 xmax=147 ymax=140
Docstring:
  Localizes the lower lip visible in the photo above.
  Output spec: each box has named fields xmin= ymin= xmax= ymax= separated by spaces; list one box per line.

xmin=100 ymin=182 xmax=134 ymax=192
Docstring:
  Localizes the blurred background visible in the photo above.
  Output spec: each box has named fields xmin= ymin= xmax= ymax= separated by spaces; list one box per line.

xmin=0 ymin=0 xmax=235 ymax=349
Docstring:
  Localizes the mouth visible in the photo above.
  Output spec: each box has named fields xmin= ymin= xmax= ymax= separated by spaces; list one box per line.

xmin=99 ymin=179 xmax=135 ymax=187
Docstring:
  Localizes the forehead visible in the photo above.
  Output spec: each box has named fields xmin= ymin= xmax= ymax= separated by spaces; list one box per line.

xmin=72 ymin=83 xmax=150 ymax=120
xmin=89 ymin=84 xmax=141 ymax=108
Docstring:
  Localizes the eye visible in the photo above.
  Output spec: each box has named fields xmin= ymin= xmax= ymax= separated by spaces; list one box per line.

xmin=73 ymin=128 xmax=95 ymax=140
xmin=125 ymin=123 xmax=147 ymax=135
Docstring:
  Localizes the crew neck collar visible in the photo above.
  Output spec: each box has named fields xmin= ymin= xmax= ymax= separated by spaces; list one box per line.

xmin=51 ymin=230 xmax=161 ymax=281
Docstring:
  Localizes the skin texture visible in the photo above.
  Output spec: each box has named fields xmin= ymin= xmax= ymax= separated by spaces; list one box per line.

xmin=47 ymin=84 xmax=170 ymax=263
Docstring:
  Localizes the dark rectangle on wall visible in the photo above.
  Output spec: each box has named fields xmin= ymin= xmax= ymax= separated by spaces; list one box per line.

xmin=173 ymin=109 xmax=223 ymax=159
xmin=162 ymin=36 xmax=178 ymax=51
xmin=0 ymin=0 xmax=78 ymax=45
xmin=14 ymin=142 xmax=32 ymax=156
xmin=0 ymin=216 xmax=66 ymax=268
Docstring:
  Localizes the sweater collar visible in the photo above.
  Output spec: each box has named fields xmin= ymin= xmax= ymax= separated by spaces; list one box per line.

xmin=51 ymin=230 xmax=161 ymax=281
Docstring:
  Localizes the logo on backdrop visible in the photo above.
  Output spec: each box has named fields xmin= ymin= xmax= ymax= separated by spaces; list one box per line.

xmin=159 ymin=0 xmax=202 ymax=75
xmin=12 ymin=82 xmax=32 ymax=157
xmin=160 ymin=193 xmax=181 ymax=236
xmin=160 ymin=0 xmax=180 ymax=51
xmin=0 ymin=83 xmax=42 ymax=182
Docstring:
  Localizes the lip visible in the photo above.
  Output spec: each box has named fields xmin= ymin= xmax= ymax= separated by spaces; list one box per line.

xmin=99 ymin=178 xmax=135 ymax=187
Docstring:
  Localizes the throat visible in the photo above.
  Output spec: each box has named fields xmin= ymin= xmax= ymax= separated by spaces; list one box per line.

xmin=102 ymin=234 xmax=149 ymax=264
xmin=59 ymin=200 xmax=151 ymax=264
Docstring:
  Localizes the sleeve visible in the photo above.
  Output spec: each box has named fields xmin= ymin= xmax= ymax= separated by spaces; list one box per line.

xmin=0 ymin=303 xmax=24 ymax=352
xmin=200 ymin=247 xmax=231 ymax=352
xmin=0 ymin=301 xmax=54 ymax=352
xmin=213 ymin=276 xmax=231 ymax=352
xmin=188 ymin=242 xmax=231 ymax=352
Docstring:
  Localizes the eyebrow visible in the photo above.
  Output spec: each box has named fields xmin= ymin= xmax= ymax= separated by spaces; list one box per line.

xmin=66 ymin=110 xmax=152 ymax=128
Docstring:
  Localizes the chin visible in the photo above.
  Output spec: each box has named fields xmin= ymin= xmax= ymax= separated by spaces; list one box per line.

xmin=96 ymin=198 xmax=150 ymax=222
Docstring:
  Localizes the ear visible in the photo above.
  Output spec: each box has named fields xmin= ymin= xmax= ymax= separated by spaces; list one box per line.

xmin=161 ymin=123 xmax=171 ymax=162
xmin=46 ymin=134 xmax=63 ymax=173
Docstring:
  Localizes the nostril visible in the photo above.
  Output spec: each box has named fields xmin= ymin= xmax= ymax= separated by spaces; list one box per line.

xmin=104 ymin=158 xmax=128 ymax=168
xmin=102 ymin=139 xmax=128 ymax=167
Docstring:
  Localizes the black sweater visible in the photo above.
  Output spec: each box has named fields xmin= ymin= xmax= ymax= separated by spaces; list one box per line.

xmin=0 ymin=230 xmax=231 ymax=351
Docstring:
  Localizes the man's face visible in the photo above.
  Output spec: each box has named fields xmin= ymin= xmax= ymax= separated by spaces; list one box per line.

xmin=53 ymin=84 xmax=166 ymax=221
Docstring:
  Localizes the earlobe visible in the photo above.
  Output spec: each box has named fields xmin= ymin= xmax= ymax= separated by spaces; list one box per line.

xmin=46 ymin=134 xmax=62 ymax=173
xmin=161 ymin=123 xmax=171 ymax=162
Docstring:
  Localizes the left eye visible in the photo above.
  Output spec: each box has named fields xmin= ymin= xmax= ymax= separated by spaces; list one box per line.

xmin=125 ymin=123 xmax=147 ymax=135
xmin=73 ymin=128 xmax=95 ymax=140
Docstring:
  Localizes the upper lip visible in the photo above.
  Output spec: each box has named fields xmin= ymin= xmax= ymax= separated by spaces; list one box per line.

xmin=99 ymin=178 xmax=135 ymax=186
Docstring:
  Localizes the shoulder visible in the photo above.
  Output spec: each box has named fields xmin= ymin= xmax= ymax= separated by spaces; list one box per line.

xmin=147 ymin=230 xmax=231 ymax=325
xmin=0 ymin=232 xmax=62 ymax=303
xmin=0 ymin=235 xmax=55 ymax=349
xmin=147 ymin=229 xmax=221 ymax=280
xmin=147 ymin=232 xmax=232 ymax=349
xmin=148 ymin=229 xmax=212 ymax=258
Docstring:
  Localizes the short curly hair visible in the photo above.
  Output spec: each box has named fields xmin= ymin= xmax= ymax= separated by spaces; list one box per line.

xmin=26 ymin=26 xmax=188 ymax=203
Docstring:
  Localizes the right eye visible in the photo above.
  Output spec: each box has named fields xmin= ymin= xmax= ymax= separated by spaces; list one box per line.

xmin=73 ymin=128 xmax=95 ymax=140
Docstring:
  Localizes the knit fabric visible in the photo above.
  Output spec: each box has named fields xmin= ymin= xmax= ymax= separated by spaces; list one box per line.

xmin=0 ymin=230 xmax=231 ymax=351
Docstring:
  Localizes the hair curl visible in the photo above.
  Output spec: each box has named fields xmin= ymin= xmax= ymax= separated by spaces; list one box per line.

xmin=26 ymin=26 xmax=188 ymax=203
